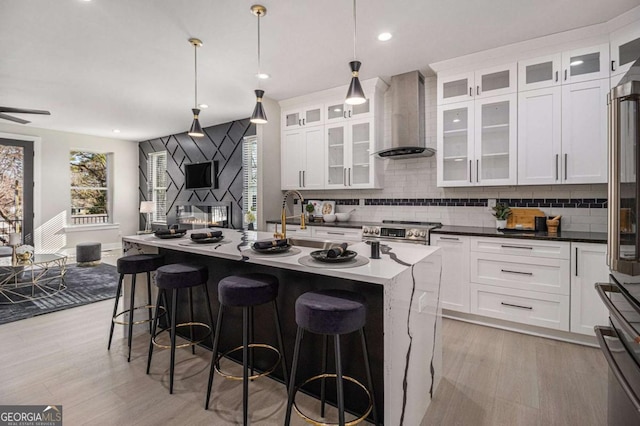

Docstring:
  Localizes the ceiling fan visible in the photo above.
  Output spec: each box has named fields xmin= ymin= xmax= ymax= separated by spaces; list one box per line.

xmin=0 ymin=106 xmax=51 ymax=124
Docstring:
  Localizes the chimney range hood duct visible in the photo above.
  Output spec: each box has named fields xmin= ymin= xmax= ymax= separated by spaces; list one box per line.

xmin=376 ymin=70 xmax=435 ymax=159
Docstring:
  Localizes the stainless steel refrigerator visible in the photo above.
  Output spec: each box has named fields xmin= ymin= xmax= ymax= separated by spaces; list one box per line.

xmin=597 ymin=57 xmax=640 ymax=426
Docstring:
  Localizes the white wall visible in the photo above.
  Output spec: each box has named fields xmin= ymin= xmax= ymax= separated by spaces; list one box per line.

xmin=0 ymin=122 xmax=138 ymax=252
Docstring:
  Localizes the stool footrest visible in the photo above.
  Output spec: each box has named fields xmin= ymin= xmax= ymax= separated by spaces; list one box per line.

xmin=292 ymin=374 xmax=372 ymax=426
xmin=214 ymin=343 xmax=281 ymax=381
xmin=113 ymin=305 xmax=165 ymax=326
xmin=151 ymin=322 xmax=212 ymax=349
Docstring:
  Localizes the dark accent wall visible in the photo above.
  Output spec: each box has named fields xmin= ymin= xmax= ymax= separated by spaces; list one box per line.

xmin=139 ymin=119 xmax=256 ymax=230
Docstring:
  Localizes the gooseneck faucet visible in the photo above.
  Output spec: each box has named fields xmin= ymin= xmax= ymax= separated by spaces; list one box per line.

xmin=274 ymin=190 xmax=305 ymax=239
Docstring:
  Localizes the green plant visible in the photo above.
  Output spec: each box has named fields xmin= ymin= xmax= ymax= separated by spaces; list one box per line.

xmin=305 ymin=203 xmax=315 ymax=213
xmin=492 ymin=202 xmax=511 ymax=220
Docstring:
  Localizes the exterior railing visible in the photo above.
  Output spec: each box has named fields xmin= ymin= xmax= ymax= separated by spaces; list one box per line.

xmin=70 ymin=214 xmax=109 ymax=225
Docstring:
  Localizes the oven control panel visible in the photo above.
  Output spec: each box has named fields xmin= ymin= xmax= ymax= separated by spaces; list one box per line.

xmin=362 ymin=226 xmax=428 ymax=243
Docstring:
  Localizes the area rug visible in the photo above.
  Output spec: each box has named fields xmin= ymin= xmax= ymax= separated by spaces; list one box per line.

xmin=0 ymin=263 xmax=119 ymax=325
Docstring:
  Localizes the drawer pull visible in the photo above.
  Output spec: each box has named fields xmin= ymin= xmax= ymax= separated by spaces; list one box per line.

xmin=501 ymin=302 xmax=533 ymax=310
xmin=326 ymin=231 xmax=345 ymax=235
xmin=500 ymin=244 xmax=533 ymax=250
xmin=501 ymin=269 xmax=533 ymax=276
xmin=439 ymin=237 xmax=459 ymax=241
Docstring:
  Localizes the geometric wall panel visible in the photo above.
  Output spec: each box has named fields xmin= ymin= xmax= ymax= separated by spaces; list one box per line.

xmin=139 ymin=118 xmax=256 ymax=230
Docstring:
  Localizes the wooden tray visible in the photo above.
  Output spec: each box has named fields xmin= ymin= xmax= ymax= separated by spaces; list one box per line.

xmin=506 ymin=208 xmax=546 ymax=230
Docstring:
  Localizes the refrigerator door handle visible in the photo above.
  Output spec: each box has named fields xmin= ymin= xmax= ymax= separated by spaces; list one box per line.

xmin=607 ymin=94 xmax=621 ymax=269
xmin=596 ymin=283 xmax=640 ymax=344
xmin=595 ymin=326 xmax=640 ymax=413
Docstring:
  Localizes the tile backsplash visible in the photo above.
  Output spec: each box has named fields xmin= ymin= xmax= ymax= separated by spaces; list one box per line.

xmin=298 ymin=76 xmax=608 ymax=233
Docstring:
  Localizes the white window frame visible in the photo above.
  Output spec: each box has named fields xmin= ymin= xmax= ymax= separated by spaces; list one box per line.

xmin=242 ymin=136 xmax=258 ymax=226
xmin=148 ymin=151 xmax=168 ymax=224
xmin=69 ymin=150 xmax=112 ymax=226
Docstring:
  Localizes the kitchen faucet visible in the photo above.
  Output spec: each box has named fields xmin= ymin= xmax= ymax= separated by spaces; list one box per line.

xmin=274 ymin=190 xmax=305 ymax=239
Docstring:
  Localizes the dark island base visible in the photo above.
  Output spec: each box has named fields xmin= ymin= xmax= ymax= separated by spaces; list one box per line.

xmin=160 ymin=248 xmax=384 ymax=421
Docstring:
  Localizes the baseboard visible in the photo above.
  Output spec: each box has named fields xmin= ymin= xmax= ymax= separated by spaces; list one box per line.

xmin=443 ymin=309 xmax=599 ymax=348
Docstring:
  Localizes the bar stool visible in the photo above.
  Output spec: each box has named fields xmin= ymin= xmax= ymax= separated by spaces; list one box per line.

xmin=146 ymin=263 xmax=214 ymax=394
xmin=204 ymin=273 xmax=288 ymax=426
xmin=108 ymin=253 xmax=164 ymax=362
xmin=285 ymin=289 xmax=378 ymax=426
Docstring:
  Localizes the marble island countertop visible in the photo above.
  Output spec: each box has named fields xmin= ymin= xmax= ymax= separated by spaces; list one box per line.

xmin=123 ymin=230 xmax=440 ymax=285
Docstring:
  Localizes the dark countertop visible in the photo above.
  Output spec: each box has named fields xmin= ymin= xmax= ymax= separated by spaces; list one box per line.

xmin=266 ymin=219 xmax=379 ymax=229
xmin=431 ymin=225 xmax=607 ymax=244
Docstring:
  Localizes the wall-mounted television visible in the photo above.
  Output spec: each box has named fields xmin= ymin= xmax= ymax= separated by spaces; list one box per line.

xmin=184 ymin=161 xmax=218 ymax=190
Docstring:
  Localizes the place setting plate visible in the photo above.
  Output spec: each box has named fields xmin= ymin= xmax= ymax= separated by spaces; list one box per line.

xmin=249 ymin=243 xmax=301 ymax=258
xmin=153 ymin=232 xmax=187 ymax=239
xmin=298 ymin=249 xmax=370 ymax=269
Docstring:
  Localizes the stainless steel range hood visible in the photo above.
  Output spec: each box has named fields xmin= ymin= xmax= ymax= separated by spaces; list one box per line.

xmin=375 ymin=70 xmax=435 ymax=159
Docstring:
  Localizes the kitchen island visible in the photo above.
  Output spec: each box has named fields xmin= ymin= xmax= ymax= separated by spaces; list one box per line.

xmin=122 ymin=230 xmax=442 ymax=425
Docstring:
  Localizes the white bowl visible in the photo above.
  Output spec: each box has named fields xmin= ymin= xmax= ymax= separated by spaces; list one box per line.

xmin=335 ymin=212 xmax=351 ymax=222
xmin=323 ymin=214 xmax=337 ymax=223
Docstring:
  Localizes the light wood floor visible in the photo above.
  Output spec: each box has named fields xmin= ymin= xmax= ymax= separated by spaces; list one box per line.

xmin=1 ymin=284 xmax=607 ymax=425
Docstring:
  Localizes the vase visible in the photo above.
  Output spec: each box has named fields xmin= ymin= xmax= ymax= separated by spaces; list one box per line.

xmin=496 ymin=219 xmax=507 ymax=229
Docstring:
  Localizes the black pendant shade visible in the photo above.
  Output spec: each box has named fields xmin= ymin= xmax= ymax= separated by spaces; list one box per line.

xmin=345 ymin=60 xmax=366 ymax=105
xmin=250 ymin=89 xmax=267 ymax=124
xmin=188 ymin=108 xmax=204 ymax=137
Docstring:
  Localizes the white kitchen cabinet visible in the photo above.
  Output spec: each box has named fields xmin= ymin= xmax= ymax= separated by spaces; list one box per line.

xmin=561 ymin=78 xmax=608 ymax=184
xmin=431 ymin=234 xmax=470 ymax=313
xmin=437 ymin=64 xmax=516 ymax=105
xmin=281 ymin=127 xmax=325 ymax=190
xmin=282 ymin=105 xmax=324 ymax=130
xmin=518 ymin=44 xmax=609 ymax=92
xmin=311 ymin=226 xmax=362 ymax=242
xmin=570 ymin=243 xmax=610 ymax=336
xmin=326 ymin=118 xmax=380 ymax=189
xmin=610 ymin=21 xmax=640 ymax=78
xmin=325 ymin=97 xmax=373 ymax=123
xmin=437 ymin=94 xmax=517 ymax=187
xmin=517 ymin=86 xmax=562 ymax=185
xmin=517 ymin=78 xmax=608 ymax=185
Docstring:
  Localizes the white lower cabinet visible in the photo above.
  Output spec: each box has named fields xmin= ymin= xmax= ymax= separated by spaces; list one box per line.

xmin=431 ymin=235 xmax=470 ymax=313
xmin=570 ymin=243 xmax=610 ymax=336
xmin=470 ymin=283 xmax=570 ymax=331
xmin=468 ymin=237 xmax=571 ymax=331
xmin=311 ymin=226 xmax=362 ymax=242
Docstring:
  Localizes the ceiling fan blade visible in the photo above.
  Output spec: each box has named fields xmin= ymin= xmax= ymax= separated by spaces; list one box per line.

xmin=0 ymin=113 xmax=30 ymax=124
xmin=0 ymin=107 xmax=50 ymax=115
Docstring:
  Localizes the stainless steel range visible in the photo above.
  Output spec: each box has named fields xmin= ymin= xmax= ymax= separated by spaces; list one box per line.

xmin=362 ymin=220 xmax=443 ymax=245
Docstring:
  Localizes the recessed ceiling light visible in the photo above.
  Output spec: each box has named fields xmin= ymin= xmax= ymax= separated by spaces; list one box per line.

xmin=570 ymin=60 xmax=584 ymax=66
xmin=198 ymin=103 xmax=209 ymax=109
xmin=377 ymin=32 xmax=392 ymax=41
xmin=112 ymin=129 xmax=120 ymax=133
xmin=453 ymin=118 xmax=461 ymax=123
xmin=256 ymin=73 xmax=270 ymax=79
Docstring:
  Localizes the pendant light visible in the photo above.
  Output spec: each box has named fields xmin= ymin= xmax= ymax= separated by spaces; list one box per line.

xmin=345 ymin=0 xmax=366 ymax=105
xmin=188 ymin=38 xmax=204 ymax=137
xmin=250 ymin=5 xmax=268 ymax=124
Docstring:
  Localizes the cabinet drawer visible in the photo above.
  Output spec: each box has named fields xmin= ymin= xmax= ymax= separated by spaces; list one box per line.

xmin=471 ymin=253 xmax=570 ymax=295
xmin=311 ymin=227 xmax=362 ymax=241
xmin=471 ymin=237 xmax=570 ymax=259
xmin=470 ymin=283 xmax=569 ymax=331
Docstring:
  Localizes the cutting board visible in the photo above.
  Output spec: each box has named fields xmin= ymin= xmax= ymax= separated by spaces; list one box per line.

xmin=506 ymin=208 xmax=546 ymax=230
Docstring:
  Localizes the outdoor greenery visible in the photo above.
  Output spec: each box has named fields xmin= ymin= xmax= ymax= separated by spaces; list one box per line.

xmin=0 ymin=145 xmax=23 ymax=232
xmin=70 ymin=151 xmax=108 ymax=216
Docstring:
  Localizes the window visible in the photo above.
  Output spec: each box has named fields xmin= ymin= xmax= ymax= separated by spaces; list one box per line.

xmin=70 ymin=151 xmax=110 ymax=225
xmin=242 ymin=136 xmax=258 ymax=226
xmin=148 ymin=151 xmax=168 ymax=223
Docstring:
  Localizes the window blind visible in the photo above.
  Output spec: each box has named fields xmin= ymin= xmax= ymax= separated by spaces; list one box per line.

xmin=148 ymin=151 xmax=168 ymax=223
xmin=242 ymin=136 xmax=258 ymax=225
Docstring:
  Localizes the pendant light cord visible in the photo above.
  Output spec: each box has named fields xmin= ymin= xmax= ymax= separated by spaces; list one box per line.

xmin=353 ymin=0 xmax=357 ymax=60
xmin=194 ymin=43 xmax=198 ymax=108
xmin=257 ymin=12 xmax=261 ymax=88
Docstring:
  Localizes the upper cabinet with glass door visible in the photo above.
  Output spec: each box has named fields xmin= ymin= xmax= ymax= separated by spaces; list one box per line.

xmin=437 ymin=64 xmax=516 ymax=105
xmin=325 ymin=98 xmax=373 ymax=123
xmin=611 ymin=21 xmax=640 ymax=83
xmin=282 ymin=104 xmax=324 ymax=130
xmin=519 ymin=44 xmax=609 ymax=91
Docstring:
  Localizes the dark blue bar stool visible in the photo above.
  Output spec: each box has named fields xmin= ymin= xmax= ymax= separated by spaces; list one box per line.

xmin=108 ymin=253 xmax=164 ymax=362
xmin=285 ymin=289 xmax=379 ymax=426
xmin=204 ymin=273 xmax=288 ymax=426
xmin=146 ymin=263 xmax=214 ymax=394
